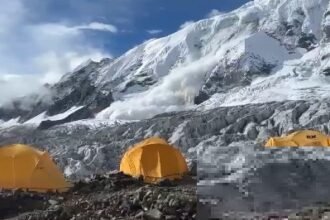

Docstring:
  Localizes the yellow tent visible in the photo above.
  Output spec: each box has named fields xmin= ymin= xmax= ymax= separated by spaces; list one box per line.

xmin=119 ymin=137 xmax=188 ymax=183
xmin=265 ymin=130 xmax=330 ymax=147
xmin=0 ymin=144 xmax=72 ymax=192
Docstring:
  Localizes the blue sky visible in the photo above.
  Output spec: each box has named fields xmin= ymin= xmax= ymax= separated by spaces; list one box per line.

xmin=0 ymin=0 xmax=251 ymax=103
xmin=27 ymin=0 xmax=252 ymax=56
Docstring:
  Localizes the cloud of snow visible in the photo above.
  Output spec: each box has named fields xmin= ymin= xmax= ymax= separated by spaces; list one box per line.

xmin=0 ymin=0 xmax=112 ymax=105
xmin=147 ymin=29 xmax=163 ymax=35
xmin=96 ymin=54 xmax=219 ymax=121
xmin=180 ymin=21 xmax=195 ymax=29
xmin=206 ymin=9 xmax=224 ymax=18
xmin=0 ymin=74 xmax=51 ymax=106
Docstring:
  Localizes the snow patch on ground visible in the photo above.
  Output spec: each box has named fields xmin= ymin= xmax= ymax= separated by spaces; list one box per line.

xmin=24 ymin=106 xmax=85 ymax=126
xmin=56 ymin=118 xmax=133 ymax=130
xmin=0 ymin=117 xmax=20 ymax=129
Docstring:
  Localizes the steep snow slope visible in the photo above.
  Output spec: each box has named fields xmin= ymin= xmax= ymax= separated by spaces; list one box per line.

xmin=96 ymin=0 xmax=330 ymax=121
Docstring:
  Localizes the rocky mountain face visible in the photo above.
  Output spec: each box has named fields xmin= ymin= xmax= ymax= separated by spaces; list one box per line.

xmin=0 ymin=58 xmax=114 ymax=127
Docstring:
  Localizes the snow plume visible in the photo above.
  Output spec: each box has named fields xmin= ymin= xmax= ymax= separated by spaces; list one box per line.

xmin=206 ymin=9 xmax=224 ymax=18
xmin=97 ymin=55 xmax=219 ymax=120
xmin=180 ymin=21 xmax=195 ymax=29
xmin=0 ymin=0 xmax=111 ymax=105
xmin=0 ymin=75 xmax=45 ymax=106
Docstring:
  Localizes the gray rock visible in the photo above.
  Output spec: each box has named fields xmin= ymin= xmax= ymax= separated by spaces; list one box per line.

xmin=168 ymin=198 xmax=179 ymax=208
xmin=244 ymin=122 xmax=258 ymax=140
xmin=135 ymin=210 xmax=144 ymax=218
xmin=48 ymin=200 xmax=59 ymax=206
xmin=144 ymin=209 xmax=163 ymax=220
xmin=165 ymin=215 xmax=177 ymax=220
xmin=96 ymin=210 xmax=105 ymax=216
xmin=322 ymin=212 xmax=330 ymax=220
xmin=188 ymin=160 xmax=197 ymax=176
xmin=49 ymin=204 xmax=61 ymax=212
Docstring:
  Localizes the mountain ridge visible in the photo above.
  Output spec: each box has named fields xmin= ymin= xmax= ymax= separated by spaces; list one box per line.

xmin=2 ymin=0 xmax=330 ymax=128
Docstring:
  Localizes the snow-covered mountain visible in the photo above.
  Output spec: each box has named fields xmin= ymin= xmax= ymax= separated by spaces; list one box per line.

xmin=2 ymin=0 xmax=330 ymax=217
xmin=2 ymin=0 xmax=330 ymax=127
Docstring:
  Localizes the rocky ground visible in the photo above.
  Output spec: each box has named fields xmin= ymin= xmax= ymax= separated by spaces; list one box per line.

xmin=3 ymin=100 xmax=330 ymax=219
xmin=0 ymin=172 xmax=196 ymax=220
xmin=198 ymin=201 xmax=330 ymax=220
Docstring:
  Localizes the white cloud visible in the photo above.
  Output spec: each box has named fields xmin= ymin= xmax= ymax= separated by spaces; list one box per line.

xmin=179 ymin=21 xmax=194 ymax=29
xmin=0 ymin=74 xmax=48 ymax=106
xmin=146 ymin=29 xmax=163 ymax=35
xmin=76 ymin=22 xmax=118 ymax=33
xmin=35 ymin=50 xmax=106 ymax=84
xmin=0 ymin=0 xmax=25 ymax=34
xmin=206 ymin=9 xmax=224 ymax=18
xmin=0 ymin=0 xmax=113 ymax=105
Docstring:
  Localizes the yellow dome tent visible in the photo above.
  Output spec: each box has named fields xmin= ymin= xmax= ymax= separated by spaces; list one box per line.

xmin=0 ymin=144 xmax=72 ymax=192
xmin=265 ymin=130 xmax=330 ymax=147
xmin=119 ymin=137 xmax=188 ymax=183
